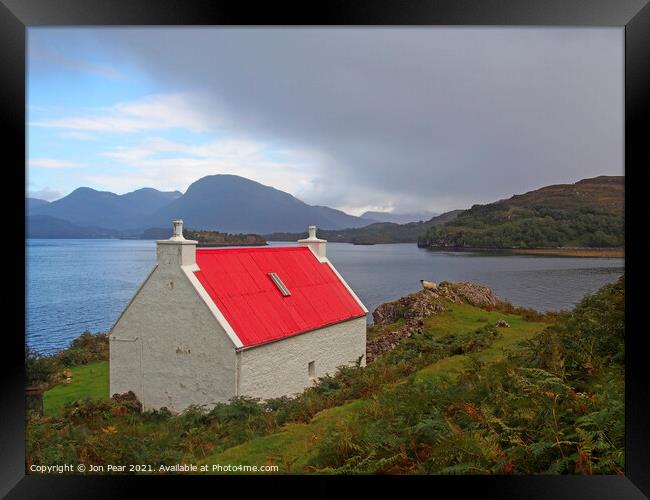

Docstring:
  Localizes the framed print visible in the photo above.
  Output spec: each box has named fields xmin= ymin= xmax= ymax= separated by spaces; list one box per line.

xmin=2 ymin=0 xmax=648 ymax=497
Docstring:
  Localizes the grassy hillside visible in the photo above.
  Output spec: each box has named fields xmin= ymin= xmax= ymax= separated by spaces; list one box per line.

xmin=418 ymin=176 xmax=624 ymax=249
xmin=203 ymin=302 xmax=545 ymax=472
xmin=265 ymin=209 xmax=463 ymax=244
xmin=27 ymin=277 xmax=623 ymax=475
xmin=205 ymin=278 xmax=623 ymax=474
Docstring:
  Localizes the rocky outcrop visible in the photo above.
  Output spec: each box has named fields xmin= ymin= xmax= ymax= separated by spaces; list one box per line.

xmin=372 ymin=281 xmax=504 ymax=326
xmin=433 ymin=281 xmax=505 ymax=309
xmin=367 ymin=281 xmax=505 ymax=363
xmin=372 ymin=290 xmax=446 ymax=325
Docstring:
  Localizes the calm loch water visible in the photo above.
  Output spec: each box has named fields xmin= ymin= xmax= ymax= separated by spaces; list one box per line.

xmin=26 ymin=239 xmax=624 ymax=354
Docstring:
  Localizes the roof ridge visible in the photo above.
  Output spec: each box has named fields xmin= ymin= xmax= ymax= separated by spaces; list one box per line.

xmin=196 ymin=246 xmax=306 ymax=253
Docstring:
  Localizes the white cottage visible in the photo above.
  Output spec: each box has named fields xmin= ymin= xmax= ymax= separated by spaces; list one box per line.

xmin=109 ymin=220 xmax=367 ymax=412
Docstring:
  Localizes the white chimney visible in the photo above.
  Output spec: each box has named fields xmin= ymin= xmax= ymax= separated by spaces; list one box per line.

xmin=156 ymin=219 xmax=198 ymax=267
xmin=298 ymin=225 xmax=327 ymax=260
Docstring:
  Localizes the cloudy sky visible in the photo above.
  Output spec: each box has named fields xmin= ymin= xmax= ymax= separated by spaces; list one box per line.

xmin=27 ymin=27 xmax=623 ymax=215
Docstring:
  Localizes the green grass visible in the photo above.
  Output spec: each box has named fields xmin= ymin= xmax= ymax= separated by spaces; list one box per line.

xmin=201 ymin=304 xmax=545 ymax=472
xmin=422 ymin=302 xmax=531 ymax=336
xmin=201 ymin=401 xmax=364 ymax=473
xmin=414 ymin=322 xmax=539 ymax=383
xmin=43 ymin=361 xmax=109 ymax=416
xmin=415 ymin=303 xmax=542 ymax=382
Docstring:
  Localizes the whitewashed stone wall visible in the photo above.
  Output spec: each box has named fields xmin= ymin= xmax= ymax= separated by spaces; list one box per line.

xmin=237 ymin=316 xmax=367 ymax=400
xmin=109 ymin=257 xmax=237 ymax=412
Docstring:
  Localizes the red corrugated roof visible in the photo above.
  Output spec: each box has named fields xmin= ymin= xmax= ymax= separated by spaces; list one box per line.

xmin=194 ymin=246 xmax=366 ymax=348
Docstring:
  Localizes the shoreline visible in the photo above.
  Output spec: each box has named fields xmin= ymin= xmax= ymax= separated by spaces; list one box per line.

xmin=510 ymin=247 xmax=624 ymax=258
xmin=425 ymin=246 xmax=624 ymax=258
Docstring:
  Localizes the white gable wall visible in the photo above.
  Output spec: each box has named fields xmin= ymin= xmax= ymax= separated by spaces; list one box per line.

xmin=110 ymin=246 xmax=237 ymax=412
xmin=237 ymin=315 xmax=367 ymax=400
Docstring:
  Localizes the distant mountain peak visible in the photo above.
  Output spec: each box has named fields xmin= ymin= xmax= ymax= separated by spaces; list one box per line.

xmin=148 ymin=173 xmax=372 ymax=233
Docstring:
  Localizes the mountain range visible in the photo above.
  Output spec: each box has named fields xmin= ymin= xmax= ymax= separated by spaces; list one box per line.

xmin=28 ymin=173 xmax=620 ymax=245
xmin=27 ymin=174 xmax=377 ymax=237
xmin=28 ymin=187 xmax=182 ymax=230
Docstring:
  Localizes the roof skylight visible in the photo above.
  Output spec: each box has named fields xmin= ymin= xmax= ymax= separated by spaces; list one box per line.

xmin=268 ymin=272 xmax=291 ymax=297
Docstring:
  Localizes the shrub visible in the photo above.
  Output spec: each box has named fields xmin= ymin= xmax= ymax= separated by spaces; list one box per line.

xmin=25 ymin=331 xmax=109 ymax=389
xmin=25 ymin=347 xmax=58 ymax=387
xmin=53 ymin=332 xmax=109 ymax=367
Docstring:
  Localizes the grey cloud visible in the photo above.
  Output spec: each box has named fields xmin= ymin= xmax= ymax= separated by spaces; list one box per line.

xmin=32 ymin=27 xmax=623 ymax=212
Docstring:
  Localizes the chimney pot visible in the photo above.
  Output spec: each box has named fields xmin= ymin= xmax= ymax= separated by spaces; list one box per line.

xmin=170 ymin=219 xmax=185 ymax=241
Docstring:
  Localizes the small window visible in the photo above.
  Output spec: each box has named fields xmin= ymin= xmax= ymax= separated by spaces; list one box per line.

xmin=308 ymin=361 xmax=316 ymax=378
xmin=268 ymin=272 xmax=291 ymax=296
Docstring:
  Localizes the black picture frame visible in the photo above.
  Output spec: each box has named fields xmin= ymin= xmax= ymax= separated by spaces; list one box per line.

xmin=3 ymin=0 xmax=647 ymax=497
